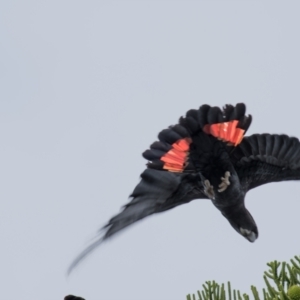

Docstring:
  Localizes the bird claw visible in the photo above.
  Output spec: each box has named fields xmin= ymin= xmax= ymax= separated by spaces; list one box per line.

xmin=204 ymin=179 xmax=215 ymax=199
xmin=218 ymin=171 xmax=230 ymax=192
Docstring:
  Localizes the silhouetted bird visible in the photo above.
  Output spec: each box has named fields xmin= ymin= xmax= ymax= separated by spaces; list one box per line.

xmin=69 ymin=103 xmax=300 ymax=273
xmin=64 ymin=295 xmax=85 ymax=300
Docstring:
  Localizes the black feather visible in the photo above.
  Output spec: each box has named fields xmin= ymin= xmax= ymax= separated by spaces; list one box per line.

xmin=207 ymin=106 xmax=222 ymax=124
xmin=158 ymin=129 xmax=182 ymax=144
xmin=237 ymin=114 xmax=252 ymax=132
xmin=223 ymin=104 xmax=234 ymax=121
xmin=170 ymin=124 xmax=190 ymax=138
xmin=179 ymin=116 xmax=199 ymax=134
xmin=186 ymin=109 xmax=199 ymax=120
xmin=149 ymin=141 xmax=172 ymax=152
xmin=197 ymin=104 xmax=210 ymax=128
xmin=147 ymin=160 xmax=164 ymax=170
xmin=68 ymin=169 xmax=206 ymax=274
xmin=142 ymin=149 xmax=165 ymax=161
xmin=230 ymin=103 xmax=246 ymax=120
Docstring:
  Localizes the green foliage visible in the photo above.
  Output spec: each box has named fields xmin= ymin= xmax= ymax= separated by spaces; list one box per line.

xmin=187 ymin=255 xmax=300 ymax=300
xmin=287 ymin=286 xmax=300 ymax=300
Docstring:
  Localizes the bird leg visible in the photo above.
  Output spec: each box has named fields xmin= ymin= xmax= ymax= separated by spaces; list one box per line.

xmin=203 ymin=179 xmax=215 ymax=199
xmin=218 ymin=171 xmax=231 ymax=192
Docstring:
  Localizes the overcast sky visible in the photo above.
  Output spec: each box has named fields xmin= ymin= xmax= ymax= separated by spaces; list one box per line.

xmin=1 ymin=1 xmax=300 ymax=300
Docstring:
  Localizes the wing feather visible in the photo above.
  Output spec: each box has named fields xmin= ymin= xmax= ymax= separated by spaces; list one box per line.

xmin=68 ymin=169 xmax=207 ymax=273
xmin=231 ymin=134 xmax=300 ymax=191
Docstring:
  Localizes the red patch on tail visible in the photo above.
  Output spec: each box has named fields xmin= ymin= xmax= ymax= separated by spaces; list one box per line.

xmin=160 ymin=138 xmax=192 ymax=172
xmin=203 ymin=120 xmax=245 ymax=146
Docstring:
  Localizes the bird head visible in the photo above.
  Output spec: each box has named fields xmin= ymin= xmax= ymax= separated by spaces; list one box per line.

xmin=222 ymin=205 xmax=258 ymax=242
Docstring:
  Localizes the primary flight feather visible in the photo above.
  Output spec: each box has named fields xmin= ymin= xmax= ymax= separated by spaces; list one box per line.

xmin=68 ymin=103 xmax=300 ymax=273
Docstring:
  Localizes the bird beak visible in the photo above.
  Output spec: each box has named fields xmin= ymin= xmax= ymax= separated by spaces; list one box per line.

xmin=240 ymin=227 xmax=257 ymax=242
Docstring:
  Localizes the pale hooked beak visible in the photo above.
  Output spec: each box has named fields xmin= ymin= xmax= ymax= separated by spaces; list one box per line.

xmin=240 ymin=227 xmax=257 ymax=242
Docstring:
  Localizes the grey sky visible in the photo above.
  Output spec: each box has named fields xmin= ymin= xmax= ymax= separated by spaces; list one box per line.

xmin=1 ymin=1 xmax=300 ymax=300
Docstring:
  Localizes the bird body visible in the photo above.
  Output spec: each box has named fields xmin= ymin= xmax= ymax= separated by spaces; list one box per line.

xmin=68 ymin=103 xmax=300 ymax=273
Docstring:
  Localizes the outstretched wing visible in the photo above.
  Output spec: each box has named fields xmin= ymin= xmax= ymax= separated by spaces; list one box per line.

xmin=68 ymin=169 xmax=207 ymax=274
xmin=230 ymin=134 xmax=300 ymax=191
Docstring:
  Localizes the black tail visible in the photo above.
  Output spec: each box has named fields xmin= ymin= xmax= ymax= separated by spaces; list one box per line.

xmin=143 ymin=103 xmax=252 ymax=173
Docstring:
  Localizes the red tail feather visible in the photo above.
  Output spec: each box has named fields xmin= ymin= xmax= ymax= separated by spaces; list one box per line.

xmin=203 ymin=120 xmax=245 ymax=146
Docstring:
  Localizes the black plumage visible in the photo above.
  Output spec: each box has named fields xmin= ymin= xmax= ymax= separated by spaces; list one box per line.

xmin=64 ymin=295 xmax=85 ymax=300
xmin=68 ymin=103 xmax=300 ymax=273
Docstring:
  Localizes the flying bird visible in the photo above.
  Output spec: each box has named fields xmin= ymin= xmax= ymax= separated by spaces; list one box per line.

xmin=69 ymin=103 xmax=300 ymax=273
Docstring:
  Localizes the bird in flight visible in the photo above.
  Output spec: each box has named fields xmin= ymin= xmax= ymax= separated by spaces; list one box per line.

xmin=69 ymin=103 xmax=300 ymax=273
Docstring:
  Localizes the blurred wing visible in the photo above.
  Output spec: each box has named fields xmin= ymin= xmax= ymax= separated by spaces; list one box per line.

xmin=230 ymin=134 xmax=300 ymax=191
xmin=68 ymin=168 xmax=207 ymax=274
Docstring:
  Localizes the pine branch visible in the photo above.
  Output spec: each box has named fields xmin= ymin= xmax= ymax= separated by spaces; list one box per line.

xmin=187 ymin=255 xmax=300 ymax=300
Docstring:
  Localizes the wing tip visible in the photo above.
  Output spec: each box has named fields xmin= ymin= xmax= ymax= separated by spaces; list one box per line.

xmin=67 ymin=237 xmax=104 ymax=276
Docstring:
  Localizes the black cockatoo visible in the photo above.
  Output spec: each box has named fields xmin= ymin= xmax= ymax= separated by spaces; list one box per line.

xmin=68 ymin=103 xmax=300 ymax=273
